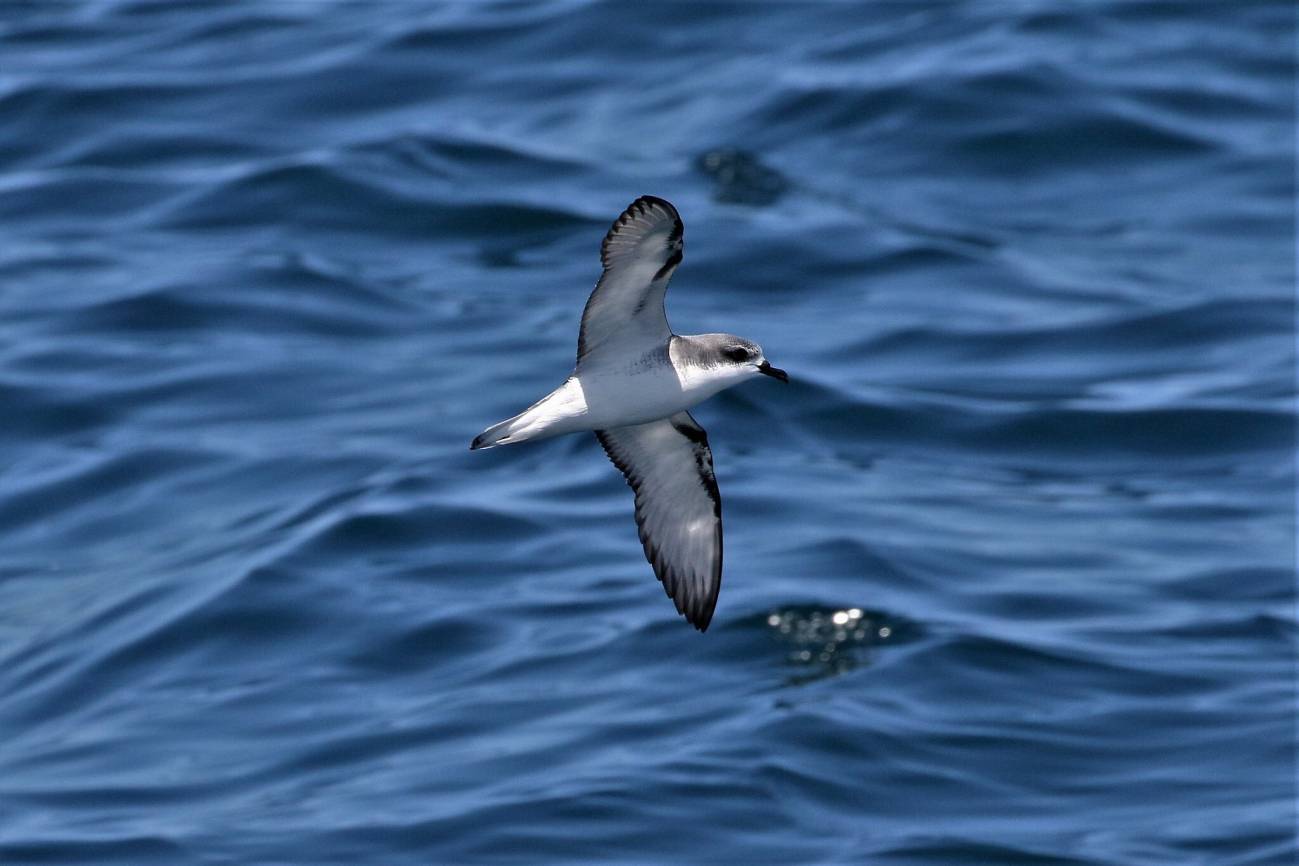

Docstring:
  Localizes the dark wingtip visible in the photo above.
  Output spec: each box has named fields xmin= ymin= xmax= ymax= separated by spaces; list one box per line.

xmin=469 ymin=434 xmax=486 ymax=451
xmin=634 ymin=194 xmax=678 ymax=214
xmin=685 ymin=598 xmax=716 ymax=632
xmin=599 ymin=195 xmax=685 ymax=273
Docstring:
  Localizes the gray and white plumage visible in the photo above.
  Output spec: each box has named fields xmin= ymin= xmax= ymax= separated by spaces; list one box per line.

xmin=596 ymin=411 xmax=721 ymax=628
xmin=471 ymin=196 xmax=786 ymax=631
xmin=578 ymin=196 xmax=682 ymax=363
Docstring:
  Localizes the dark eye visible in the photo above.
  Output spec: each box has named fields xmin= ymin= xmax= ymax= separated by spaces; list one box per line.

xmin=724 ymin=347 xmax=750 ymax=363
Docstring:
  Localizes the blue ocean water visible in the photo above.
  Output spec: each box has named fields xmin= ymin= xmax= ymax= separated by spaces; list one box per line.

xmin=0 ymin=2 xmax=1294 ymax=863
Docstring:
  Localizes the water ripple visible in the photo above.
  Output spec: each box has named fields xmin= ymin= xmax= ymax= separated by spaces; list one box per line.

xmin=0 ymin=2 xmax=1292 ymax=864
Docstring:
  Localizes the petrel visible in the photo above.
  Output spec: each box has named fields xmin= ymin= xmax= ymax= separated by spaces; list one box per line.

xmin=471 ymin=196 xmax=787 ymax=631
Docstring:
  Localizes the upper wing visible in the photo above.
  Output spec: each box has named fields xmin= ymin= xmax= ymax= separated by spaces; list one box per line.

xmin=595 ymin=411 xmax=722 ymax=631
xmin=577 ymin=196 xmax=683 ymax=364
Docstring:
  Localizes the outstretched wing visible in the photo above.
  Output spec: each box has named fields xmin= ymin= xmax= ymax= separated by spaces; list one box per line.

xmin=595 ymin=411 xmax=722 ymax=631
xmin=578 ymin=195 xmax=683 ymax=364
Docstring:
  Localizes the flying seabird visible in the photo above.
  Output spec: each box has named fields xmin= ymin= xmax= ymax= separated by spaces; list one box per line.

xmin=471 ymin=195 xmax=787 ymax=631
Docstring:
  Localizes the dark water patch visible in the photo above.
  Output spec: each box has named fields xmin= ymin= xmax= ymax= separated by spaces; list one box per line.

xmin=0 ymin=249 xmax=117 ymax=280
xmin=858 ymin=242 xmax=987 ymax=277
xmin=930 ymin=632 xmax=1218 ymax=700
xmin=70 ymin=276 xmax=413 ymax=340
xmin=954 ymin=112 xmax=1217 ymax=174
xmin=0 ymin=835 xmax=189 ymax=866
xmin=0 ymin=379 xmax=117 ymax=442
xmin=0 ymin=171 xmax=181 ymax=227
xmin=1129 ymin=81 xmax=1279 ymax=121
xmin=270 ymin=485 xmax=374 ymax=535
xmin=695 ymin=148 xmax=789 ymax=206
xmin=74 ymin=289 xmax=231 ymax=334
xmin=54 ymin=129 xmax=270 ymax=171
xmin=968 ymin=405 xmax=1293 ymax=458
xmin=959 ymin=63 xmax=1080 ymax=103
xmin=799 ymin=394 xmax=962 ymax=452
xmin=251 ymin=250 xmax=422 ymax=311
xmin=751 ymin=81 xmax=945 ymax=140
xmin=773 ymin=537 xmax=919 ymax=587
xmin=157 ymin=161 xmax=427 ymax=233
xmin=1152 ymin=611 xmax=1297 ymax=645
xmin=0 ymin=20 xmax=97 ymax=47
xmin=169 ymin=9 xmax=305 ymax=43
xmin=346 ymin=615 xmax=503 ymax=676
xmin=970 ymin=588 xmax=1134 ymax=624
xmin=284 ymin=503 xmax=547 ymax=563
xmin=1176 ymin=566 xmax=1294 ymax=603
xmin=160 ymin=159 xmax=588 ymax=240
xmin=873 ymin=838 xmax=1103 ymax=866
xmin=858 ymin=298 xmax=1291 ymax=363
xmin=383 ymin=17 xmax=544 ymax=53
xmin=2 ymin=556 xmax=412 ymax=740
xmin=0 ymin=448 xmax=211 ymax=537
xmin=0 ymin=79 xmax=231 ymax=172
xmin=353 ymin=132 xmax=585 ymax=188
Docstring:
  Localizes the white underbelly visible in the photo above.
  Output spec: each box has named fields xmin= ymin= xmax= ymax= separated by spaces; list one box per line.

xmin=575 ymin=366 xmax=700 ymax=428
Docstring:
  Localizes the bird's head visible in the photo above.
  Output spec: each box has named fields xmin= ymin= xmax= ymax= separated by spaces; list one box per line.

xmin=689 ymin=334 xmax=789 ymax=385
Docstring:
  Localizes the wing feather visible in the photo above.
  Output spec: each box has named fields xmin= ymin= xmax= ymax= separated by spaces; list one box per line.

xmin=595 ymin=411 xmax=722 ymax=631
xmin=577 ymin=196 xmax=683 ymax=364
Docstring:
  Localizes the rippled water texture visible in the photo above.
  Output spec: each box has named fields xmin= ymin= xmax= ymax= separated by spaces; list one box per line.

xmin=1 ymin=2 xmax=1294 ymax=864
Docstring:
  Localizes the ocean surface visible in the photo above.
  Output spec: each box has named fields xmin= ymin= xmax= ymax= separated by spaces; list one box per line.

xmin=1 ymin=2 xmax=1295 ymax=864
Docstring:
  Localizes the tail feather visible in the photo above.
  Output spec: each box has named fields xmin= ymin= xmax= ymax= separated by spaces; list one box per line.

xmin=469 ymin=415 xmax=520 ymax=450
xmin=470 ymin=380 xmax=579 ymax=450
